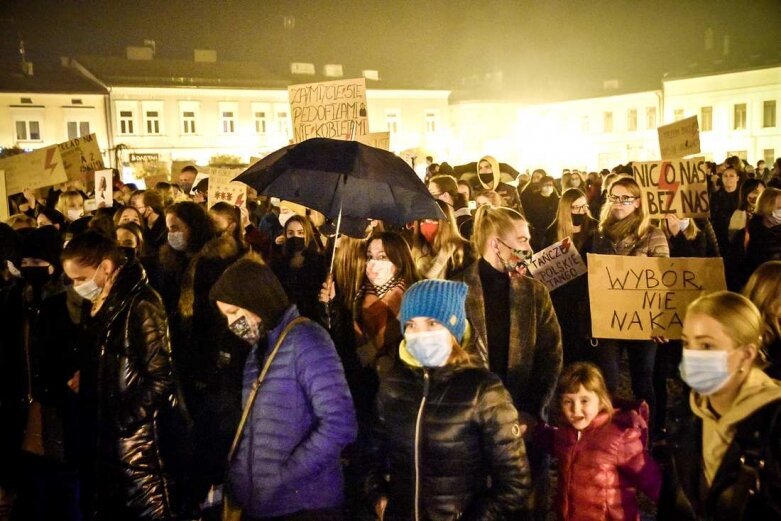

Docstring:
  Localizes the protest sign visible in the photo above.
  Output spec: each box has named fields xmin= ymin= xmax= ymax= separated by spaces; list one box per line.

xmin=632 ymin=157 xmax=709 ymax=218
xmin=0 ymin=147 xmax=68 ymax=195
xmin=58 ymin=133 xmax=104 ymax=183
xmin=527 ymin=237 xmax=587 ymax=291
xmin=587 ymin=254 xmax=726 ymax=340
xmin=190 ymin=172 xmax=209 ymax=195
xmin=356 ymin=131 xmax=391 ymax=151
xmin=94 ymin=169 xmax=113 ymax=208
xmin=658 ymin=116 xmax=700 ymax=160
xmin=0 ymin=170 xmax=9 ymax=221
xmin=207 ymin=168 xmax=246 ymax=208
xmin=288 ymin=78 xmax=369 ymax=143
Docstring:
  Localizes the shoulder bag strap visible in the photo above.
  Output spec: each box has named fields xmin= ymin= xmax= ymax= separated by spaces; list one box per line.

xmin=227 ymin=316 xmax=309 ymax=462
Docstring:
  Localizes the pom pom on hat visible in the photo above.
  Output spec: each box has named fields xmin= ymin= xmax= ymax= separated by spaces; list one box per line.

xmin=400 ymin=279 xmax=468 ymax=342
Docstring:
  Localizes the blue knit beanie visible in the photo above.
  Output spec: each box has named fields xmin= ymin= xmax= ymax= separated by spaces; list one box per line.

xmin=400 ymin=279 xmax=468 ymax=341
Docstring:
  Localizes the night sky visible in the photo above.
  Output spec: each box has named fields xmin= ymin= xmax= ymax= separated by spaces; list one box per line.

xmin=2 ymin=0 xmax=780 ymax=95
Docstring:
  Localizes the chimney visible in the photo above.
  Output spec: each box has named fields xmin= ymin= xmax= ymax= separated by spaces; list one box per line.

xmin=723 ymin=34 xmax=730 ymax=56
xmin=127 ymin=46 xmax=154 ymax=60
xmin=194 ymin=49 xmax=217 ymax=63
xmin=362 ymin=69 xmax=380 ymax=81
xmin=291 ymin=62 xmax=316 ymax=75
xmin=323 ymin=64 xmax=343 ymax=78
xmin=21 ymin=61 xmax=33 ymax=76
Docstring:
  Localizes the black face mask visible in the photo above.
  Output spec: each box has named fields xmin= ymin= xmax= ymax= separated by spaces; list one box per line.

xmin=479 ymin=173 xmax=494 ymax=185
xmin=571 ymin=213 xmax=586 ymax=226
xmin=287 ymin=236 xmax=306 ymax=253
xmin=21 ymin=266 xmax=51 ymax=288
xmin=120 ymin=246 xmax=137 ymax=261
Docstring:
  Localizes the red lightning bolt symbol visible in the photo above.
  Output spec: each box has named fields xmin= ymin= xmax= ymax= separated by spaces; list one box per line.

xmin=44 ymin=148 xmax=58 ymax=177
xmin=658 ymin=161 xmax=679 ymax=213
xmin=235 ymin=193 xmax=244 ymax=207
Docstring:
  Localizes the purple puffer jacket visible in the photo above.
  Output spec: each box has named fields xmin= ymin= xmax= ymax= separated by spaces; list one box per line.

xmin=228 ymin=305 xmax=357 ymax=518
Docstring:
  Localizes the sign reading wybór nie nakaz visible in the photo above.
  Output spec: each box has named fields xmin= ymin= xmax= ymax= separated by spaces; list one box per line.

xmin=288 ymin=78 xmax=369 ymax=143
xmin=587 ymin=254 xmax=726 ymax=340
xmin=527 ymin=237 xmax=587 ymax=291
xmin=632 ymin=158 xmax=710 ymax=218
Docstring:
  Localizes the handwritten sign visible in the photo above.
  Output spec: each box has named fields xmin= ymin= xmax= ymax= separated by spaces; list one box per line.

xmin=587 ymin=254 xmax=726 ymax=340
xmin=288 ymin=78 xmax=369 ymax=143
xmin=207 ymin=168 xmax=246 ymax=208
xmin=356 ymin=131 xmax=390 ymax=151
xmin=632 ymin=158 xmax=709 ymax=218
xmin=0 ymin=147 xmax=68 ymax=195
xmin=58 ymin=133 xmax=104 ymax=183
xmin=527 ymin=237 xmax=587 ymax=291
xmin=94 ymin=169 xmax=113 ymax=208
xmin=658 ymin=116 xmax=700 ymax=160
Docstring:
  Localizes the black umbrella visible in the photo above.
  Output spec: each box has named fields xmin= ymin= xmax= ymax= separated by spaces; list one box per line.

xmin=235 ymin=138 xmax=444 ymax=229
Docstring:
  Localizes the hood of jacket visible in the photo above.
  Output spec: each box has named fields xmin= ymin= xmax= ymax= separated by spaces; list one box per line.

xmin=690 ymin=367 xmax=781 ymax=484
xmin=477 ymin=155 xmax=501 ymax=191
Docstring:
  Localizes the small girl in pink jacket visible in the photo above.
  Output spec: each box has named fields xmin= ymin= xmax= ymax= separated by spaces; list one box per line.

xmin=537 ymin=362 xmax=661 ymax=521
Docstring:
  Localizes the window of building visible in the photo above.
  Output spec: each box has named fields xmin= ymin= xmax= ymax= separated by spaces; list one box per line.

xmin=145 ymin=111 xmax=161 ymax=134
xmin=674 ymin=109 xmax=684 ymax=121
xmin=221 ymin=111 xmax=236 ymax=133
xmin=646 ymin=107 xmax=657 ymax=129
xmin=67 ymin=121 xmax=90 ymax=140
xmin=276 ymin=111 xmax=290 ymax=138
xmin=581 ymin=115 xmax=590 ymax=133
xmin=733 ymin=103 xmax=747 ymax=130
xmin=15 ymin=120 xmax=41 ymax=141
xmin=182 ymin=111 xmax=196 ymax=134
xmin=118 ymin=110 xmax=134 ymax=135
xmin=701 ymin=106 xmax=713 ymax=131
xmin=763 ymin=100 xmax=777 ymax=128
xmin=425 ymin=111 xmax=437 ymax=134
xmin=603 ymin=111 xmax=613 ymax=133
xmin=765 ymin=149 xmax=776 ymax=165
xmin=254 ymin=111 xmax=267 ymax=133
xmin=385 ymin=110 xmax=400 ymax=134
xmin=627 ymin=109 xmax=637 ymax=131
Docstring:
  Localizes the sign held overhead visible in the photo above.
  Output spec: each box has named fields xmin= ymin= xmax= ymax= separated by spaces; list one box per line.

xmin=657 ymin=116 xmax=700 ymax=160
xmin=632 ymin=158 xmax=710 ymax=218
xmin=288 ymin=78 xmax=369 ymax=143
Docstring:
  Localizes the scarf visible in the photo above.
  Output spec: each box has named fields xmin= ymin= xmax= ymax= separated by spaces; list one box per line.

xmin=602 ymin=212 xmax=641 ymax=243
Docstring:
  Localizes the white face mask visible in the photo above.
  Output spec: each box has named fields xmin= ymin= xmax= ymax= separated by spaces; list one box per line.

xmin=168 ymin=231 xmax=187 ymax=251
xmin=679 ymin=218 xmax=691 ymax=233
xmin=366 ymin=259 xmax=395 ymax=287
xmin=679 ymin=348 xmax=732 ymax=396
xmin=405 ymin=328 xmax=453 ymax=367
xmin=67 ymin=209 xmax=83 ymax=221
xmin=73 ymin=268 xmax=102 ymax=302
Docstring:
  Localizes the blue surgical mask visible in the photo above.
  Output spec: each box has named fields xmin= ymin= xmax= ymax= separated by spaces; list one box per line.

xmin=73 ymin=269 xmax=102 ymax=302
xmin=679 ymin=348 xmax=731 ymax=396
xmin=168 ymin=231 xmax=187 ymax=251
xmin=405 ymin=328 xmax=453 ymax=367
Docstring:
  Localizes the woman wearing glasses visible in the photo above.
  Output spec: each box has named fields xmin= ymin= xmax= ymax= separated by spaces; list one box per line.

xmin=543 ymin=188 xmax=600 ymax=366
xmin=591 ymin=177 xmax=669 ymax=434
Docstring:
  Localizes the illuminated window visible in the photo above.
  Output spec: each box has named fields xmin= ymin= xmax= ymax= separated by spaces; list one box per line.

xmin=764 ymin=149 xmax=775 ymax=165
xmin=15 ymin=120 xmax=41 ymax=141
xmin=67 ymin=121 xmax=90 ymax=140
xmin=763 ymin=100 xmax=776 ymax=128
xmin=386 ymin=110 xmax=400 ymax=134
xmin=674 ymin=109 xmax=684 ymax=121
xmin=254 ymin=111 xmax=267 ymax=133
xmin=627 ymin=109 xmax=637 ymax=131
xmin=425 ymin=111 xmax=437 ymax=133
xmin=276 ymin=111 xmax=290 ymax=138
xmin=603 ymin=112 xmax=613 ymax=133
xmin=701 ymin=107 xmax=712 ymax=131
xmin=119 ymin=110 xmax=134 ymax=135
xmin=145 ymin=111 xmax=161 ymax=134
xmin=182 ymin=112 xmax=196 ymax=134
xmin=733 ymin=103 xmax=747 ymax=130
xmin=222 ymin=111 xmax=236 ymax=133
xmin=646 ymin=107 xmax=657 ymax=129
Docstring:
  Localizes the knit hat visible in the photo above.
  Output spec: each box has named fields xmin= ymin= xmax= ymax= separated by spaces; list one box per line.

xmin=400 ymin=279 xmax=468 ymax=342
xmin=209 ymin=258 xmax=290 ymax=328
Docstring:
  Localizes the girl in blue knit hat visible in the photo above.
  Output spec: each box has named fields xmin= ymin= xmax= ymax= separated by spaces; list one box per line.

xmin=365 ymin=279 xmax=532 ymax=520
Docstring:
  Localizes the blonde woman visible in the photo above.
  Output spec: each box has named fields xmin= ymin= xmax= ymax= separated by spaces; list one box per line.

xmin=55 ymin=190 xmax=86 ymax=223
xmin=743 ymin=261 xmax=781 ymax=378
xmin=660 ymin=291 xmax=781 ymax=519
xmin=410 ymin=200 xmax=474 ymax=279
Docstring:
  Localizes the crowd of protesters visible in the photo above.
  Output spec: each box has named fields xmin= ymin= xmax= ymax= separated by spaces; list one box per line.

xmin=0 ymin=153 xmax=780 ymax=521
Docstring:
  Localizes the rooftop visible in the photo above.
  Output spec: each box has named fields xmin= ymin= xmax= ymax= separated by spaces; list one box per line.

xmin=0 ymin=59 xmax=106 ymax=94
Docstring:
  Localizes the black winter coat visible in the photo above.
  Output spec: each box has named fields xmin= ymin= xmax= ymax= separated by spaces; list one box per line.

xmin=365 ymin=361 xmax=532 ymax=520
xmin=659 ymin=400 xmax=781 ymax=520
xmin=81 ymin=260 xmax=185 ymax=520
xmin=745 ymin=217 xmax=781 ymax=276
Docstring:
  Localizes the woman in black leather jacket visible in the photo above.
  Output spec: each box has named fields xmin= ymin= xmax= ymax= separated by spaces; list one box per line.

xmin=62 ymin=231 xmax=186 ymax=520
xmin=365 ymin=279 xmax=531 ymax=520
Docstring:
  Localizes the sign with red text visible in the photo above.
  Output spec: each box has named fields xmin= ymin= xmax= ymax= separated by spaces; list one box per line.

xmin=587 ymin=254 xmax=726 ymax=340
xmin=207 ymin=168 xmax=246 ymax=208
xmin=0 ymin=146 xmax=68 ymax=195
xmin=527 ymin=237 xmax=587 ymax=291
xmin=658 ymin=116 xmax=700 ymax=160
xmin=58 ymin=133 xmax=104 ymax=183
xmin=632 ymin=158 xmax=709 ymax=218
xmin=288 ymin=78 xmax=369 ymax=143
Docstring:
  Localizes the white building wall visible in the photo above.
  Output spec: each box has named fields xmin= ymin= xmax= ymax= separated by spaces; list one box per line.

xmin=663 ymin=66 xmax=781 ymax=163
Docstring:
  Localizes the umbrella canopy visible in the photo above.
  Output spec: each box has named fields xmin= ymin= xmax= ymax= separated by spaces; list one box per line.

xmin=235 ymin=138 xmax=444 ymax=227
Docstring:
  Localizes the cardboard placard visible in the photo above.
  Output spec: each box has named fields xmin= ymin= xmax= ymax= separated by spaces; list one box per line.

xmin=288 ymin=77 xmax=369 ymax=143
xmin=587 ymin=254 xmax=726 ymax=340
xmin=94 ymin=169 xmax=113 ymax=208
xmin=0 ymin=146 xmax=69 ymax=195
xmin=190 ymin=172 xmax=209 ymax=195
xmin=527 ymin=237 xmax=587 ymax=291
xmin=356 ymin=131 xmax=390 ymax=151
xmin=207 ymin=168 xmax=246 ymax=208
xmin=658 ymin=116 xmax=700 ymax=160
xmin=0 ymin=170 xmax=9 ymax=221
xmin=58 ymin=133 xmax=104 ymax=184
xmin=632 ymin=158 xmax=710 ymax=218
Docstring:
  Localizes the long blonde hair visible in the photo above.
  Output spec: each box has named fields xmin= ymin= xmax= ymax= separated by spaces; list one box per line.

xmin=743 ymin=261 xmax=781 ymax=353
xmin=599 ymin=176 xmax=651 ymax=239
xmin=333 ymin=236 xmax=366 ymax=308
xmin=412 ymin=200 xmax=470 ymax=271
